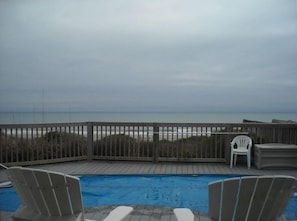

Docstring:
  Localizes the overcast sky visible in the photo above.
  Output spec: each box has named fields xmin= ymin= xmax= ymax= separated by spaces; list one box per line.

xmin=0 ymin=0 xmax=296 ymax=112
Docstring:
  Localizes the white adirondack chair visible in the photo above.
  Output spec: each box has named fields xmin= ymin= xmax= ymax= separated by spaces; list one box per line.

xmin=6 ymin=167 xmax=133 ymax=221
xmin=208 ymin=175 xmax=297 ymax=221
xmin=175 ymin=175 xmax=297 ymax=221
xmin=230 ymin=135 xmax=253 ymax=169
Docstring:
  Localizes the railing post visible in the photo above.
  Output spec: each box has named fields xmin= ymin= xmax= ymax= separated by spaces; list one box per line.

xmin=87 ymin=122 xmax=93 ymax=161
xmin=153 ymin=124 xmax=159 ymax=163
xmin=225 ymin=125 xmax=232 ymax=164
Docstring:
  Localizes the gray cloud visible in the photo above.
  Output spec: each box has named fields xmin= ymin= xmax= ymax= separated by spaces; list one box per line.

xmin=1 ymin=0 xmax=296 ymax=112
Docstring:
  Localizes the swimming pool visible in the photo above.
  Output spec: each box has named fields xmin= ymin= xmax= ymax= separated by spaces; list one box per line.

xmin=1 ymin=175 xmax=296 ymax=218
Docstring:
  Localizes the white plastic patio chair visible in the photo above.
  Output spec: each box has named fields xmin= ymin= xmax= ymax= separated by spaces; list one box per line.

xmin=208 ymin=175 xmax=297 ymax=221
xmin=6 ymin=167 xmax=133 ymax=221
xmin=230 ymin=135 xmax=252 ymax=169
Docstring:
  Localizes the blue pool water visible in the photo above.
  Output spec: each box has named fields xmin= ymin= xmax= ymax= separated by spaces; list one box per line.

xmin=1 ymin=175 xmax=296 ymax=218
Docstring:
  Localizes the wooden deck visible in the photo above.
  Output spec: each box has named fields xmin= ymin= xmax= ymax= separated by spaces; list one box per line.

xmin=1 ymin=161 xmax=297 ymax=221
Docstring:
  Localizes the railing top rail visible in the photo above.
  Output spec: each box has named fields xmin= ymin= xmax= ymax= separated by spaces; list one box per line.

xmin=91 ymin=122 xmax=156 ymax=127
xmin=0 ymin=122 xmax=86 ymax=128
xmin=85 ymin=122 xmax=297 ymax=127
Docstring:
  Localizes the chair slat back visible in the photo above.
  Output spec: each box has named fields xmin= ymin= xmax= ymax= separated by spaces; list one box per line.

xmin=260 ymin=176 xmax=296 ymax=221
xmin=66 ymin=175 xmax=84 ymax=214
xmin=208 ymin=180 xmax=221 ymax=220
xmin=233 ymin=177 xmax=258 ymax=221
xmin=22 ymin=168 xmax=49 ymax=215
xmin=232 ymin=135 xmax=252 ymax=151
xmin=209 ymin=176 xmax=297 ymax=221
xmin=33 ymin=170 xmax=61 ymax=215
xmin=48 ymin=172 xmax=73 ymax=215
xmin=246 ymin=177 xmax=274 ymax=220
xmin=220 ymin=178 xmax=240 ymax=221
xmin=6 ymin=167 xmax=41 ymax=213
xmin=6 ymin=167 xmax=84 ymax=219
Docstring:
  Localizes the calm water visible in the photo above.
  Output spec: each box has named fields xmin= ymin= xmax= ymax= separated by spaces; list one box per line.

xmin=1 ymin=112 xmax=297 ymax=124
xmin=0 ymin=175 xmax=296 ymax=218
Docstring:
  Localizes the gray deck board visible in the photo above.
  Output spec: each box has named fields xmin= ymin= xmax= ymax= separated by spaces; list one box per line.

xmin=1 ymin=161 xmax=297 ymax=221
xmin=33 ymin=161 xmax=297 ymax=178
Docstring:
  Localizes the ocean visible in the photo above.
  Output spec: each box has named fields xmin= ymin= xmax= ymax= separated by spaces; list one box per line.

xmin=1 ymin=112 xmax=297 ymax=124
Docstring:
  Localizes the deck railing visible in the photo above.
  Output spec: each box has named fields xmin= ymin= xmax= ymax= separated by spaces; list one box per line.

xmin=1 ymin=122 xmax=297 ymax=166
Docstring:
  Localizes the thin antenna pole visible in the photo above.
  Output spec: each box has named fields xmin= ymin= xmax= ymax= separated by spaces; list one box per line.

xmin=42 ymin=89 xmax=45 ymax=123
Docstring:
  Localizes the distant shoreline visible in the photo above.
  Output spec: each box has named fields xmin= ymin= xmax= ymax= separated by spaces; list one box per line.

xmin=1 ymin=112 xmax=297 ymax=124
